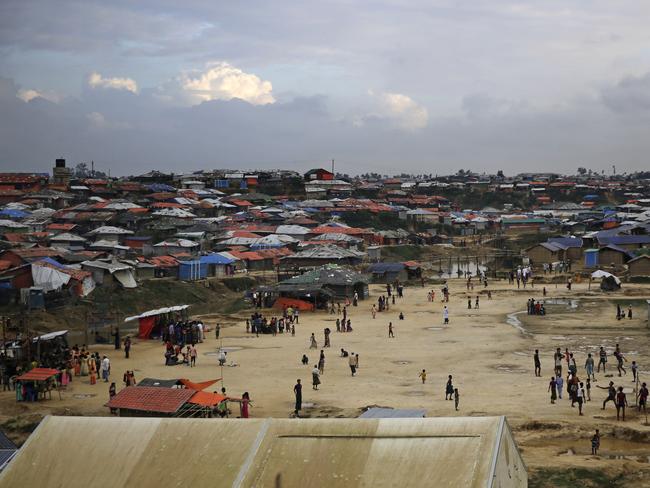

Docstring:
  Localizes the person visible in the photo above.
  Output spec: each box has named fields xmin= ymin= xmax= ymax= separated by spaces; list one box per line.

xmin=340 ymin=348 xmax=348 ymax=357
xmin=312 ymin=365 xmax=321 ymax=390
xmin=577 ymin=382 xmax=585 ymax=416
xmin=585 ymin=353 xmax=595 ymax=380
xmin=443 ymin=306 xmax=449 ymax=325
xmin=475 ymin=296 xmax=479 ymax=309
xmin=628 ymin=305 xmax=632 ymax=320
xmin=555 ymin=374 xmax=564 ymax=400
xmin=355 ymin=353 xmax=359 ymax=370
xmin=112 ymin=327 xmax=121 ymax=350
xmin=371 ymin=304 xmax=376 ymax=319
xmin=241 ymin=392 xmax=250 ymax=418
xmin=615 ymin=386 xmax=627 ymax=421
xmin=100 ymin=355 xmax=110 ymax=382
xmin=108 ymin=382 xmax=117 ymax=414
xmin=388 ymin=322 xmax=394 ymax=338
xmin=294 ymin=379 xmax=302 ymax=416
xmin=398 ymin=312 xmax=404 ymax=320
xmin=598 ymin=347 xmax=607 ymax=373
xmin=189 ymin=344 xmax=197 ymax=367
xmin=124 ymin=336 xmax=131 ymax=359
xmin=467 ymin=297 xmax=472 ymax=310
xmin=549 ymin=376 xmax=557 ymax=404
xmin=318 ymin=350 xmax=325 ymax=374
xmin=309 ymin=333 xmax=317 ymax=349
xmin=294 ymin=309 xmax=300 ymax=324
xmin=418 ymin=369 xmax=427 ymax=384
xmin=637 ymin=382 xmax=648 ymax=413
xmin=301 ymin=354 xmax=309 ymax=365
xmin=591 ymin=430 xmax=600 ymax=455
xmin=614 ymin=350 xmax=626 ymax=377
xmin=534 ymin=349 xmax=541 ymax=377
xmin=324 ymin=328 xmax=331 ymax=348
xmin=215 ymin=323 xmax=221 ymax=340
xmin=554 ymin=348 xmax=564 ymax=376
xmin=445 ymin=375 xmax=454 ymax=400
xmin=454 ymin=388 xmax=460 ymax=411
xmin=631 ymin=361 xmax=638 ymax=382
xmin=598 ymin=381 xmax=616 ymax=410
xmin=88 ymin=355 xmax=97 ymax=385
xmin=349 ymin=353 xmax=357 ymax=376
xmin=586 ymin=378 xmax=592 ymax=401
xmin=218 ymin=350 xmax=227 ymax=366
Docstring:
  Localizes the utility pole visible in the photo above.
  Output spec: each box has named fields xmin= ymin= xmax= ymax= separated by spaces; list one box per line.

xmin=331 ymin=159 xmax=335 ymax=175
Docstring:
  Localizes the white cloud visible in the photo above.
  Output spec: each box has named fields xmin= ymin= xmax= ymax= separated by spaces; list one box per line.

xmin=180 ymin=62 xmax=275 ymax=105
xmin=365 ymin=91 xmax=428 ymax=130
xmin=17 ymin=88 xmax=60 ymax=103
xmin=86 ymin=111 xmax=131 ymax=130
xmin=88 ymin=72 xmax=138 ymax=93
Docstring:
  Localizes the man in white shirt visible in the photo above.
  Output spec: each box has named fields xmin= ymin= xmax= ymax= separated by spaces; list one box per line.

xmin=218 ymin=350 xmax=227 ymax=366
xmin=101 ymin=355 xmax=111 ymax=382
xmin=196 ymin=321 xmax=204 ymax=342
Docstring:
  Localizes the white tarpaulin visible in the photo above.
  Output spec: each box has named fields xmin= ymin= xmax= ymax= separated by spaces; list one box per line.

xmin=32 ymin=265 xmax=71 ymax=292
xmin=113 ymin=269 xmax=137 ymax=289
xmin=591 ymin=270 xmax=622 ymax=285
xmin=124 ymin=305 xmax=190 ymax=322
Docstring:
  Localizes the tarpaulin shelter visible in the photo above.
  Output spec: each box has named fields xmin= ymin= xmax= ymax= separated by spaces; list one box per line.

xmin=124 ymin=305 xmax=190 ymax=339
xmin=0 ymin=416 xmax=528 ymax=487
xmin=187 ymin=391 xmax=227 ymax=407
xmin=179 ymin=378 xmax=221 ymax=390
xmin=15 ymin=368 xmax=61 ymax=401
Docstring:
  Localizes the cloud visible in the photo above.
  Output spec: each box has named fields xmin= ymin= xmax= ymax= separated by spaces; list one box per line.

xmin=88 ymin=72 xmax=138 ymax=93
xmin=601 ymin=72 xmax=650 ymax=115
xmin=17 ymin=88 xmax=60 ymax=103
xmin=357 ymin=91 xmax=428 ymax=130
xmin=179 ymin=62 xmax=275 ymax=106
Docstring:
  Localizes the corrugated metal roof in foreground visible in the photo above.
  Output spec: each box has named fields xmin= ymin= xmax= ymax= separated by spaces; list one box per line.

xmin=0 ymin=416 xmax=527 ymax=488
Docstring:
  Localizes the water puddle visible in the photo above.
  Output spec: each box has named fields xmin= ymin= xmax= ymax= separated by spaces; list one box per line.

xmin=392 ymin=360 xmax=412 ymax=365
xmin=506 ymin=311 xmax=530 ymax=336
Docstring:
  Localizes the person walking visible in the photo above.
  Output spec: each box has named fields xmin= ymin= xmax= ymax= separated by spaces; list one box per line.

xmin=577 ymin=382 xmax=585 ymax=416
xmin=108 ymin=382 xmax=117 ymax=414
xmin=418 ymin=369 xmax=427 ymax=384
xmin=349 ymin=354 xmax=357 ymax=376
xmin=597 ymin=347 xmax=607 ymax=373
xmin=124 ymin=336 xmax=131 ymax=359
xmin=312 ymin=365 xmax=321 ymax=390
xmin=454 ymin=388 xmax=460 ymax=411
xmin=309 ymin=333 xmax=317 ymax=349
xmin=388 ymin=322 xmax=394 ymax=338
xmin=585 ymin=353 xmax=595 ymax=380
xmin=324 ymin=328 xmax=331 ymax=348
xmin=443 ymin=306 xmax=449 ymax=325
xmin=637 ymin=382 xmax=648 ymax=414
xmin=100 ymin=355 xmax=110 ymax=383
xmin=215 ymin=323 xmax=221 ymax=340
xmin=615 ymin=387 xmax=628 ymax=421
xmin=190 ymin=344 xmax=197 ymax=367
xmin=614 ymin=350 xmax=627 ymax=377
xmin=534 ymin=349 xmax=541 ymax=377
xmin=293 ymin=380 xmax=302 ymax=417
xmin=445 ymin=375 xmax=454 ymax=400
xmin=318 ymin=350 xmax=325 ymax=374
xmin=548 ymin=376 xmax=557 ymax=404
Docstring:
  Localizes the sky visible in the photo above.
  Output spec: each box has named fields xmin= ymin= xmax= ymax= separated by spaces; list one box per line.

xmin=2 ymin=1 xmax=650 ymax=176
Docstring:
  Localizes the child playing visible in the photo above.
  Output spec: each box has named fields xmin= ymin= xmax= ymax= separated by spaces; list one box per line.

xmin=454 ymin=388 xmax=460 ymax=411
xmin=418 ymin=369 xmax=427 ymax=384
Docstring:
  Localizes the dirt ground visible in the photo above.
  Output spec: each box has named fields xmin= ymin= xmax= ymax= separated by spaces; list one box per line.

xmin=2 ymin=278 xmax=650 ymax=485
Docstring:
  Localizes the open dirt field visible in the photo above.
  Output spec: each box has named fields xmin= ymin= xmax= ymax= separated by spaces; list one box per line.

xmin=2 ymin=278 xmax=650 ymax=485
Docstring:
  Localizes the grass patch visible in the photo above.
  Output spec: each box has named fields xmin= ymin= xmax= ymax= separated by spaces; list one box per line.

xmin=529 ymin=468 xmax=624 ymax=488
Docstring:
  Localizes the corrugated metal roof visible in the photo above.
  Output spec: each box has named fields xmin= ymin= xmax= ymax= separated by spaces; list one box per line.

xmin=105 ymin=386 xmax=194 ymax=413
xmin=359 ymin=408 xmax=426 ymax=418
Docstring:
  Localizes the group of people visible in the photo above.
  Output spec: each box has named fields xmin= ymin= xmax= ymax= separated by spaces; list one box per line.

xmin=246 ymin=310 xmax=298 ymax=335
xmin=526 ymin=299 xmax=546 ymax=315
xmin=163 ymin=341 xmax=198 ymax=367
xmin=537 ymin=344 xmax=646 ymax=421
xmin=615 ymin=304 xmax=633 ymax=321
xmin=162 ymin=320 xmax=204 ymax=346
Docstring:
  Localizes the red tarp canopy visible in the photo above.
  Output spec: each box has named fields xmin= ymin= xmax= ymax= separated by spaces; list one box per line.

xmin=16 ymin=368 xmax=59 ymax=382
xmin=178 ymin=378 xmax=221 ymax=391
xmin=273 ymin=297 xmax=315 ymax=311
xmin=188 ymin=391 xmax=227 ymax=407
xmin=138 ymin=316 xmax=156 ymax=339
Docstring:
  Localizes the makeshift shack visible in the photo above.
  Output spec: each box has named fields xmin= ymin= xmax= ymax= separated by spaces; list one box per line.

xmin=14 ymin=368 xmax=60 ymax=402
xmin=274 ymin=265 xmax=369 ymax=308
xmin=124 ymin=305 xmax=190 ymax=339
xmin=591 ymin=270 xmax=621 ymax=291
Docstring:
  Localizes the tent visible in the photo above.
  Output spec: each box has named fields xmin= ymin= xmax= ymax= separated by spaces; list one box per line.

xmin=124 ymin=305 xmax=190 ymax=339
xmin=0 ymin=416 xmax=527 ymax=487
xmin=591 ymin=270 xmax=621 ymax=291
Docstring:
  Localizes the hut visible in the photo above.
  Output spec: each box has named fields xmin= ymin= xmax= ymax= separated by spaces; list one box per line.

xmin=628 ymin=255 xmax=650 ymax=278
